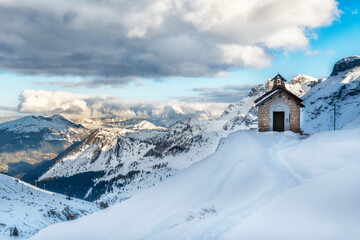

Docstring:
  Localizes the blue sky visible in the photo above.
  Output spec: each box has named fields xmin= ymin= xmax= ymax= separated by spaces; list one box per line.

xmin=0 ymin=0 xmax=359 ymax=120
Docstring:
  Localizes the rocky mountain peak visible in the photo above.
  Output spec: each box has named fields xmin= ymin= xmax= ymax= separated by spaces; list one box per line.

xmin=330 ymin=55 xmax=360 ymax=76
xmin=289 ymin=74 xmax=322 ymax=85
xmin=131 ymin=121 xmax=166 ymax=131
xmin=248 ymin=84 xmax=267 ymax=97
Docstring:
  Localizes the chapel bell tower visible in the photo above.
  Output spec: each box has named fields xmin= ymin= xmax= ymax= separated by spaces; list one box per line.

xmin=268 ymin=73 xmax=287 ymax=90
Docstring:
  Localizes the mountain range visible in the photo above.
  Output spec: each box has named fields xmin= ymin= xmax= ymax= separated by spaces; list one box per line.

xmin=4 ymin=72 xmax=323 ymax=204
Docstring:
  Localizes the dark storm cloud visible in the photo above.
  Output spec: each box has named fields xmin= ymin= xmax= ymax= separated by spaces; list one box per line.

xmin=0 ymin=0 xmax=338 ymax=87
xmin=34 ymin=76 xmax=140 ymax=88
xmin=177 ymin=84 xmax=254 ymax=103
xmin=0 ymin=2 xmax=224 ymax=83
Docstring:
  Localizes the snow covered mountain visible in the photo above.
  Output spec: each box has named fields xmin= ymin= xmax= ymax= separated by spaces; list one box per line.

xmin=0 ymin=115 xmax=85 ymax=135
xmin=302 ymin=56 xmax=360 ymax=133
xmin=31 ymin=77 xmax=318 ymax=204
xmin=0 ymin=173 xmax=98 ymax=240
xmin=30 ymin=128 xmax=360 ymax=240
xmin=35 ymin=120 xmax=242 ymax=203
xmin=131 ymin=121 xmax=167 ymax=131
xmin=287 ymin=74 xmax=325 ymax=97
xmin=0 ymin=115 xmax=90 ymax=174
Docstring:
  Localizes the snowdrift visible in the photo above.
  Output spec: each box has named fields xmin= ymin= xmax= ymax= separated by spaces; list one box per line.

xmin=31 ymin=129 xmax=360 ymax=240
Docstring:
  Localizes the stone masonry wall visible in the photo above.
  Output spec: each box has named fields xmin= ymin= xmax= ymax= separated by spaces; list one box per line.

xmin=257 ymin=90 xmax=301 ymax=133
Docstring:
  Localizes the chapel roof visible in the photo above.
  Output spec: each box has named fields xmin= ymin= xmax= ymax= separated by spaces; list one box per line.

xmin=254 ymin=85 xmax=304 ymax=107
xmin=272 ymin=73 xmax=287 ymax=82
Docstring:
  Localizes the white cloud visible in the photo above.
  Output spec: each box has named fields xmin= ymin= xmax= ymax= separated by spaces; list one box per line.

xmin=0 ymin=0 xmax=340 ymax=84
xmin=305 ymin=50 xmax=321 ymax=56
xmin=263 ymin=27 xmax=309 ymax=51
xmin=127 ymin=28 xmax=147 ymax=39
xmin=325 ymin=50 xmax=335 ymax=56
xmin=304 ymin=49 xmax=336 ymax=56
xmin=219 ymin=45 xmax=271 ymax=68
xmin=18 ymin=90 xmax=94 ymax=117
xmin=17 ymin=90 xmax=228 ymax=121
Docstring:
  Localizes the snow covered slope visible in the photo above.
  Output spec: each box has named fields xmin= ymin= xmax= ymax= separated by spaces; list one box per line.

xmin=30 ymin=128 xmax=360 ymax=240
xmin=0 ymin=115 xmax=90 ymax=173
xmin=302 ymin=56 xmax=360 ymax=133
xmin=223 ymin=162 xmax=360 ymax=240
xmin=0 ymin=173 xmax=98 ymax=240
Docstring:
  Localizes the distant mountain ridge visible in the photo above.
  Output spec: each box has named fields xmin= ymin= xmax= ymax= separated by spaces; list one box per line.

xmin=0 ymin=115 xmax=90 ymax=173
xmin=131 ymin=120 xmax=167 ymax=131
xmin=0 ymin=114 xmax=84 ymax=134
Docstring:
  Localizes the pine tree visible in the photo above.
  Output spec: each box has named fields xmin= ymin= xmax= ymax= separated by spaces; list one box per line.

xmin=11 ymin=227 xmax=19 ymax=237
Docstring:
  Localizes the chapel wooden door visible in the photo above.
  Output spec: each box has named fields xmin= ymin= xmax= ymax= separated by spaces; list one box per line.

xmin=273 ymin=112 xmax=284 ymax=132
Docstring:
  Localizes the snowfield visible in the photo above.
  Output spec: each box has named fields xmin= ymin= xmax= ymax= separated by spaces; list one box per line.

xmin=0 ymin=174 xmax=98 ymax=240
xmin=30 ymin=128 xmax=360 ymax=240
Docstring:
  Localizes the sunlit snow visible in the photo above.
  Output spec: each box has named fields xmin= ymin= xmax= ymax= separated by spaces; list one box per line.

xmin=30 ymin=128 xmax=360 ymax=240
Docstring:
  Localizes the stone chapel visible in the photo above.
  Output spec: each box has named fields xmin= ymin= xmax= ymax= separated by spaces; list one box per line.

xmin=254 ymin=74 xmax=304 ymax=133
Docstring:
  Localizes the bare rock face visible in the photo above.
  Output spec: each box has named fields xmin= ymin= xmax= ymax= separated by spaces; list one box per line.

xmin=330 ymin=56 xmax=360 ymax=76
